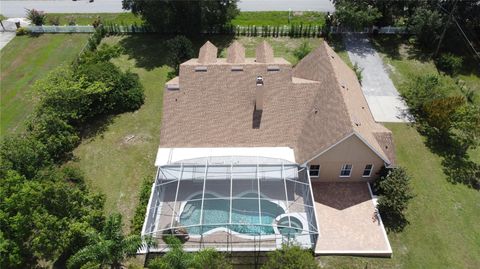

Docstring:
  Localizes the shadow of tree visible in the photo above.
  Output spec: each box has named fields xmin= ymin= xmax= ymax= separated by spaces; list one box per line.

xmin=116 ymin=34 xmax=235 ymax=71
xmin=77 ymin=115 xmax=115 ymax=141
xmin=416 ymin=124 xmax=480 ymax=189
xmin=369 ymin=34 xmax=404 ymax=60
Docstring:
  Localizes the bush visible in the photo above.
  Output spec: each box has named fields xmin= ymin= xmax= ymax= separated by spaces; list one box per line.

xmin=0 ymin=135 xmax=51 ymax=178
xmin=408 ymin=7 xmax=443 ymax=50
xmin=48 ymin=16 xmax=60 ymax=26
xmin=435 ymin=53 xmax=463 ymax=76
xmin=293 ymin=41 xmax=312 ymax=61
xmin=353 ymin=62 xmax=363 ymax=84
xmin=262 ymin=243 xmax=318 ymax=269
xmin=26 ymin=111 xmax=80 ymax=163
xmin=26 ymin=9 xmax=45 ymax=26
xmin=130 ymin=177 xmax=152 ymax=234
xmin=401 ymin=74 xmax=449 ymax=118
xmin=375 ymin=167 xmax=414 ymax=232
xmin=67 ymin=16 xmax=76 ymax=26
xmin=16 ymin=27 xmax=30 ymax=36
xmin=165 ymin=36 xmax=194 ymax=74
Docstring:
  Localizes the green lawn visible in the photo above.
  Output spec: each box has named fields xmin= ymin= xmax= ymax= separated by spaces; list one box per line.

xmin=43 ymin=11 xmax=324 ymax=27
xmin=0 ymin=34 xmax=90 ymax=136
xmin=232 ymin=11 xmax=325 ymax=26
xmin=44 ymin=13 xmax=143 ymax=26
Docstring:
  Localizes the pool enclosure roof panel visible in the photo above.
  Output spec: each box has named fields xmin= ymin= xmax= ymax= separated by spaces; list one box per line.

xmin=155 ymin=147 xmax=296 ymax=166
xmin=142 ymin=156 xmax=319 ymax=250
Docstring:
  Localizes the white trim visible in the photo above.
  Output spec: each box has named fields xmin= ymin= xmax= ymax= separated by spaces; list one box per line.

xmin=353 ymin=131 xmax=391 ymax=165
xmin=339 ymin=164 xmax=353 ymax=178
xmin=367 ymin=182 xmax=393 ymax=255
xmin=362 ymin=164 xmax=374 ymax=177
xmin=301 ymin=133 xmax=355 ymax=166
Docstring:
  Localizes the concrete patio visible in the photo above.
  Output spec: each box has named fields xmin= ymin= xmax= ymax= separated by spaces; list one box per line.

xmin=313 ymin=182 xmax=392 ymax=257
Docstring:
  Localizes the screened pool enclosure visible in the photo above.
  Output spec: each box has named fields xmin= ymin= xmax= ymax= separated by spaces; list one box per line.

xmin=141 ymin=156 xmax=319 ymax=252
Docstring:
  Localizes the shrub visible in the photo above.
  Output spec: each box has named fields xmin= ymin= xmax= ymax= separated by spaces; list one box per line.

xmin=130 ymin=177 xmax=152 ymax=234
xmin=67 ymin=16 xmax=76 ymax=26
xmin=401 ymin=74 xmax=449 ymax=118
xmin=0 ymin=135 xmax=51 ymax=178
xmin=165 ymin=36 xmax=194 ymax=75
xmin=293 ymin=41 xmax=312 ymax=61
xmin=353 ymin=62 xmax=363 ymax=84
xmin=26 ymin=111 xmax=80 ymax=163
xmin=376 ymin=167 xmax=414 ymax=232
xmin=16 ymin=27 xmax=30 ymax=36
xmin=48 ymin=16 xmax=60 ymax=26
xmin=26 ymin=9 xmax=45 ymax=26
xmin=92 ymin=16 xmax=102 ymax=28
xmin=262 ymin=243 xmax=318 ymax=269
xmin=435 ymin=53 xmax=463 ymax=76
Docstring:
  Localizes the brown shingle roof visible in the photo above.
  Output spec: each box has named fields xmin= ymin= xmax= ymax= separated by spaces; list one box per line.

xmin=159 ymin=40 xmax=394 ymax=165
xmin=198 ymin=41 xmax=217 ymax=64
xmin=227 ymin=41 xmax=245 ymax=63
xmin=255 ymin=41 xmax=274 ymax=63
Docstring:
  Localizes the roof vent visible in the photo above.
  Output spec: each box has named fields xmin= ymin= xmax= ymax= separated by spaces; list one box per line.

xmin=195 ymin=66 xmax=208 ymax=72
xmin=267 ymin=65 xmax=280 ymax=72
xmin=255 ymin=76 xmax=264 ymax=111
xmin=231 ymin=66 xmax=244 ymax=72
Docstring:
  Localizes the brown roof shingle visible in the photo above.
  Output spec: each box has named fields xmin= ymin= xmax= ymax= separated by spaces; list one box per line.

xmin=255 ymin=41 xmax=274 ymax=63
xmin=198 ymin=41 xmax=217 ymax=64
xmin=227 ymin=41 xmax=245 ymax=64
xmin=159 ymin=40 xmax=394 ymax=165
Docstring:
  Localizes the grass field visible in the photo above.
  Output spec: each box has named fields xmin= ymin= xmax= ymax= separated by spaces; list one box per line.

xmin=43 ymin=11 xmax=325 ymax=27
xmin=44 ymin=13 xmax=143 ymax=26
xmin=232 ymin=11 xmax=325 ymax=26
xmin=0 ymin=34 xmax=90 ymax=136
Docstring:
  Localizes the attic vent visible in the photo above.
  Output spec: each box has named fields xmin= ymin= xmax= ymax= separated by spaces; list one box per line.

xmin=195 ymin=66 xmax=208 ymax=72
xmin=256 ymin=76 xmax=264 ymax=86
xmin=267 ymin=65 xmax=280 ymax=72
xmin=166 ymin=84 xmax=180 ymax=91
xmin=231 ymin=66 xmax=244 ymax=72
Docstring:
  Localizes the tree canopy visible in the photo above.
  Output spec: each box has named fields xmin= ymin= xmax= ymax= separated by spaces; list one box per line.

xmin=122 ymin=0 xmax=239 ymax=33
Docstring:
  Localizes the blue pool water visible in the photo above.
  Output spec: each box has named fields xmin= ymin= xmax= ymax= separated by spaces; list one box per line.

xmin=179 ymin=193 xmax=285 ymax=235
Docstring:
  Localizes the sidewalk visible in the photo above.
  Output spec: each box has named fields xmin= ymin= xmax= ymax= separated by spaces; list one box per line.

xmin=343 ymin=33 xmax=410 ymax=123
xmin=0 ymin=32 xmax=15 ymax=51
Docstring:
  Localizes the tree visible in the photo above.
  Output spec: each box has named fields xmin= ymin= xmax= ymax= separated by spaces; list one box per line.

xmin=293 ymin=41 xmax=312 ymax=62
xmin=261 ymin=243 xmax=318 ymax=269
xmin=165 ymin=35 xmax=194 ymax=75
xmin=25 ymin=9 xmax=45 ymax=26
xmin=67 ymin=213 xmax=152 ymax=269
xmin=332 ymin=0 xmax=382 ymax=30
xmin=122 ymin=0 xmax=239 ymax=33
xmin=408 ymin=7 xmax=444 ymax=50
xmin=375 ymin=167 xmax=414 ymax=232
xmin=0 ymin=168 xmax=105 ymax=268
xmin=148 ymin=236 xmax=231 ymax=269
xmin=0 ymin=135 xmax=51 ymax=178
xmin=423 ymin=96 xmax=466 ymax=134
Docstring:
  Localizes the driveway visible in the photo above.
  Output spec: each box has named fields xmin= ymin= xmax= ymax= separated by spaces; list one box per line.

xmin=0 ymin=32 xmax=15 ymax=51
xmin=344 ymin=33 xmax=410 ymax=122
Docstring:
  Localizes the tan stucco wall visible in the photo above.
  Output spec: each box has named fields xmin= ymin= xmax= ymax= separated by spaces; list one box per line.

xmin=307 ymin=135 xmax=385 ymax=182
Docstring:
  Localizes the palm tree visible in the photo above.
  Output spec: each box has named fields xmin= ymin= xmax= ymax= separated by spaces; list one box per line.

xmin=67 ymin=213 xmax=155 ymax=269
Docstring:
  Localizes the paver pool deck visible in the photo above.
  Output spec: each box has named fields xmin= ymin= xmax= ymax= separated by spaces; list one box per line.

xmin=313 ymin=182 xmax=392 ymax=256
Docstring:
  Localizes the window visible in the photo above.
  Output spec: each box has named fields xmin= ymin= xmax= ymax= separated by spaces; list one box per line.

xmin=340 ymin=164 xmax=352 ymax=177
xmin=309 ymin=165 xmax=320 ymax=178
xmin=362 ymin=164 xmax=373 ymax=177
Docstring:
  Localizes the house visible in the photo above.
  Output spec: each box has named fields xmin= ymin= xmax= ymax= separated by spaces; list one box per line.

xmin=141 ymin=40 xmax=393 ymax=257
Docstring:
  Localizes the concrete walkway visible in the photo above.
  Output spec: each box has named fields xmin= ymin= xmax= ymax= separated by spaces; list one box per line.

xmin=344 ymin=33 xmax=410 ymax=123
xmin=0 ymin=32 xmax=16 ymax=51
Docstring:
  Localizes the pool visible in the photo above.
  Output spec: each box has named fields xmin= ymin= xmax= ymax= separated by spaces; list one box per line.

xmin=179 ymin=193 xmax=285 ymax=235
xmin=277 ymin=216 xmax=303 ymax=236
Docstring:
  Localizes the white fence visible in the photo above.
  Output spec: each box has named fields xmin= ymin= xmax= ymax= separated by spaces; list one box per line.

xmin=27 ymin=25 xmax=95 ymax=33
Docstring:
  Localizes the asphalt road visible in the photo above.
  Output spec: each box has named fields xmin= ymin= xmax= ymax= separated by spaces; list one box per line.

xmin=1 ymin=0 xmax=335 ymax=18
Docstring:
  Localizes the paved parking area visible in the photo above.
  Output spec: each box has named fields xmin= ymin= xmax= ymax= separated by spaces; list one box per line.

xmin=313 ymin=182 xmax=391 ymax=256
xmin=344 ymin=33 xmax=410 ymax=123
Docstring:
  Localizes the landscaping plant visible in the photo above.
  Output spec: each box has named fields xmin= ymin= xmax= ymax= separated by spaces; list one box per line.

xmin=261 ymin=243 xmax=319 ymax=269
xmin=26 ymin=9 xmax=46 ymax=26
